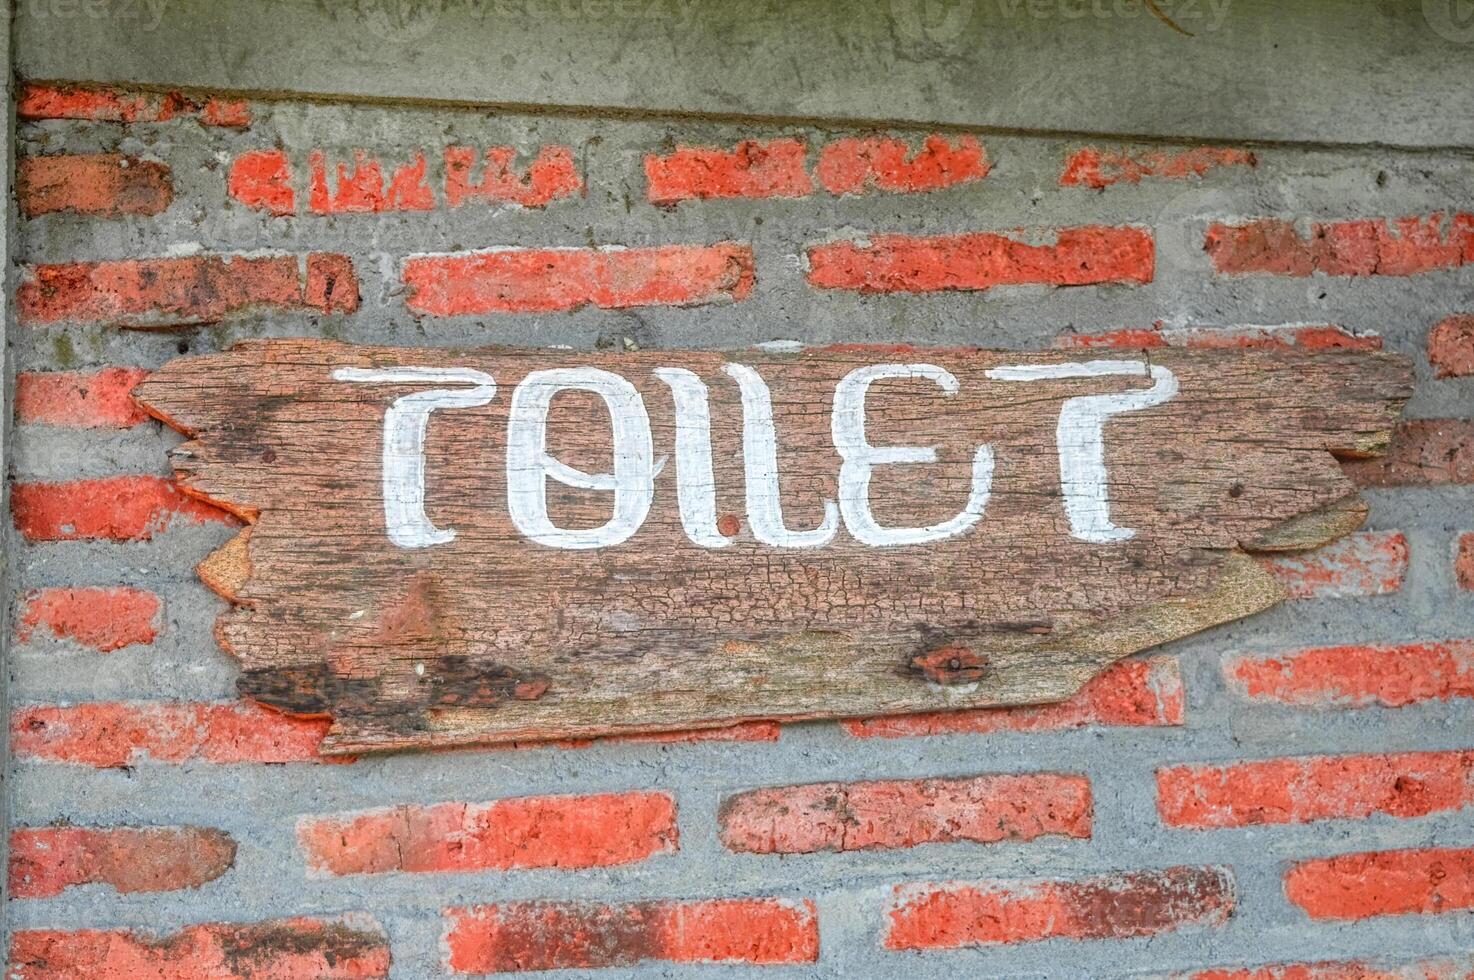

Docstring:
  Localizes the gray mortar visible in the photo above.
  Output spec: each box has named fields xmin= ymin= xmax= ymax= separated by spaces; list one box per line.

xmin=5 ymin=2 xmax=1474 ymax=978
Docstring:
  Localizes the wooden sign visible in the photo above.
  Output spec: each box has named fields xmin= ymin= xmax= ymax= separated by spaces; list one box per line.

xmin=136 ymin=341 xmax=1410 ymax=755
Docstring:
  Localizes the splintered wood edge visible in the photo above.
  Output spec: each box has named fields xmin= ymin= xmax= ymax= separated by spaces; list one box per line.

xmin=167 ymin=436 xmax=261 ymax=523
xmin=197 ymin=528 xmax=253 ymax=603
xmin=1237 ymin=493 xmax=1367 ymax=553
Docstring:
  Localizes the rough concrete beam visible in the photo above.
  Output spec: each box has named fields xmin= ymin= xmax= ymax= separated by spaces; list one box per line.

xmin=13 ymin=0 xmax=1474 ymax=149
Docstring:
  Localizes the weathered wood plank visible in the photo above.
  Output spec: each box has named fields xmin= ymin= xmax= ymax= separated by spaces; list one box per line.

xmin=135 ymin=341 xmax=1411 ymax=754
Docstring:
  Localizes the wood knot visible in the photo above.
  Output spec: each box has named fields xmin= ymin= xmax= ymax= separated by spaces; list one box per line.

xmin=908 ymin=645 xmax=989 ymax=685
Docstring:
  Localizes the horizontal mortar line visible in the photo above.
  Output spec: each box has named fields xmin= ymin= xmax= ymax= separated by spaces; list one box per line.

xmin=7 ymin=840 xmax=1474 ymax=923
xmin=14 ymin=720 xmax=1474 ymax=761
xmin=0 ymin=852 xmax=1412 ymax=902
xmin=20 ymin=75 xmax=1474 ymax=159
xmin=4 ymin=709 xmax=1470 ymax=752
xmin=96 ymin=860 xmax=1474 ymax=901
xmin=11 ymin=730 xmax=1474 ymax=796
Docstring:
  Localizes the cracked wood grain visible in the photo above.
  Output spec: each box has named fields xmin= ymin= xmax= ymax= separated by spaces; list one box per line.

xmin=135 ymin=340 xmax=1411 ymax=754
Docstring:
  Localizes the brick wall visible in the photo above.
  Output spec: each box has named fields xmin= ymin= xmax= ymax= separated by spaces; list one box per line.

xmin=5 ymin=78 xmax=1473 ymax=979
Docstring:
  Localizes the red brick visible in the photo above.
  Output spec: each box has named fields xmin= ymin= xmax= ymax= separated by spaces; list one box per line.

xmin=1055 ymin=323 xmax=1380 ymax=351
xmin=10 ymin=701 xmax=334 ymax=766
xmin=11 ymin=476 xmax=236 ymax=542
xmin=14 ymin=368 xmax=152 ymax=428
xmin=384 ymin=154 xmax=435 ymax=211
xmin=1061 ymin=146 xmax=1255 ymax=189
xmin=844 ymin=656 xmax=1182 ymax=738
xmin=233 ymin=145 xmax=581 ymax=215
xmin=1055 ymin=326 xmax=1172 ymax=350
xmin=8 ymin=917 xmax=390 ymax=979
xmin=17 ymin=83 xmax=248 ymax=128
xmin=806 ymin=226 xmax=1153 ymax=294
xmin=1179 ymin=957 xmax=1474 ymax=980
xmin=403 ymin=243 xmax=755 ymax=315
xmin=1205 ymin=212 xmax=1474 ymax=277
xmin=885 ymin=866 xmax=1233 ymax=950
xmin=1285 ymin=847 xmax=1474 ymax=921
xmin=645 ymin=139 xmax=811 ymax=205
xmin=18 ymin=154 xmax=172 ymax=218
xmin=199 ymin=97 xmax=252 ymax=128
xmin=1258 ymin=531 xmax=1408 ymax=599
xmin=444 ymin=898 xmax=818 ymax=972
xmin=228 ymin=149 xmax=296 ymax=216
xmin=1157 ymin=751 xmax=1474 ymax=829
xmin=304 ymin=253 xmax=358 ymax=312
xmin=1188 ymin=324 xmax=1381 ymax=350
xmin=815 ymin=135 xmax=989 ymax=196
xmin=17 ymin=253 xmax=359 ymax=327
xmin=309 ymin=149 xmax=435 ymax=214
xmin=298 ymin=792 xmax=677 ymax=876
xmin=1343 ymin=420 xmax=1474 ymax=487
xmin=444 ymin=145 xmax=582 ymax=208
xmin=720 ymin=773 xmax=1091 ymax=854
xmin=1224 ymin=640 xmax=1474 ymax=710
xmin=1429 ymin=314 xmax=1474 ymax=378
xmin=1457 ymin=534 xmax=1474 ymax=591
xmin=16 ymin=587 xmax=161 ymax=652
xmin=9 ymin=825 xmax=235 ymax=898
xmin=17 ymin=83 xmax=191 ymax=124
